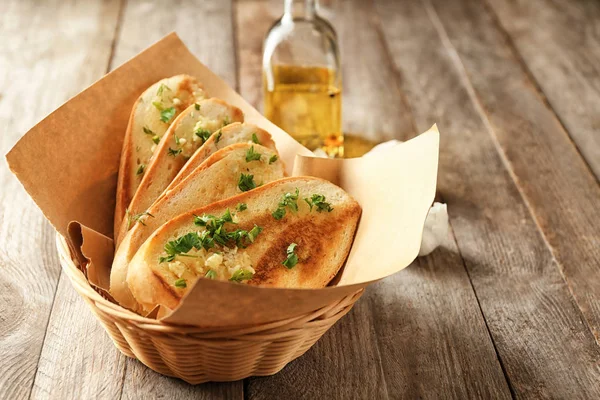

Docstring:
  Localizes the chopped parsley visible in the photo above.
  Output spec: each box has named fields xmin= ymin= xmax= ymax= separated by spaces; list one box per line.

xmin=152 ymin=135 xmax=160 ymax=144
xmin=152 ymin=101 xmax=163 ymax=111
xmin=229 ymin=269 xmax=254 ymax=282
xmin=127 ymin=210 xmax=154 ymax=230
xmin=222 ymin=116 xmax=231 ymax=127
xmin=158 ymin=210 xmax=265 ymax=263
xmin=269 ymin=154 xmax=278 ymax=164
xmin=157 ymin=83 xmax=171 ymax=96
xmin=195 ymin=129 xmax=211 ymax=144
xmin=248 ymin=225 xmax=263 ymax=243
xmin=238 ymin=173 xmax=256 ymax=192
xmin=282 ymin=243 xmax=298 ymax=269
xmin=159 ymin=232 xmax=203 ymax=263
xmin=193 ymin=210 xmax=262 ymax=249
xmin=215 ymin=130 xmax=222 ymax=143
xmin=174 ymin=278 xmax=187 ymax=288
xmin=205 ymin=270 xmax=217 ymax=279
xmin=236 ymin=203 xmax=248 ymax=212
xmin=136 ymin=164 xmax=145 ymax=175
xmin=174 ymin=134 xmax=181 ymax=145
xmin=143 ymin=126 xmax=155 ymax=135
xmin=194 ymin=103 xmax=200 ymax=111
xmin=245 ymin=146 xmax=262 ymax=162
xmin=168 ymin=147 xmax=182 ymax=157
xmin=271 ymin=207 xmax=286 ymax=220
xmin=304 ymin=194 xmax=333 ymax=213
xmin=272 ymin=188 xmax=299 ymax=220
xmin=160 ymin=107 xmax=176 ymax=123
xmin=251 ymin=133 xmax=260 ymax=144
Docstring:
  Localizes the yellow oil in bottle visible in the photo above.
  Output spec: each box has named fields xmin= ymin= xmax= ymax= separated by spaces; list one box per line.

xmin=264 ymin=65 xmax=343 ymax=157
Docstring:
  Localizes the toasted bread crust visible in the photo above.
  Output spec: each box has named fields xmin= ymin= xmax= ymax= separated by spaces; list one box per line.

xmin=114 ymin=75 xmax=205 ymax=239
xmin=168 ymin=123 xmax=277 ymax=190
xmin=126 ymin=177 xmax=361 ymax=313
xmin=110 ymin=143 xmax=284 ymax=310
xmin=117 ymin=98 xmax=244 ymax=246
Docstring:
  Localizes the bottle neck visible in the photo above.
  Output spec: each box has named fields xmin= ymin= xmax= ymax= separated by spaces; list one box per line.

xmin=283 ymin=0 xmax=317 ymax=21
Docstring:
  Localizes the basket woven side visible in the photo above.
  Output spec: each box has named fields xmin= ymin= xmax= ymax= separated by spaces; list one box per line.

xmin=57 ymin=234 xmax=362 ymax=384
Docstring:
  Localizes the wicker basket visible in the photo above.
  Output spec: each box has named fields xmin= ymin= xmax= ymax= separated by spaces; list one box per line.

xmin=56 ymin=234 xmax=363 ymax=384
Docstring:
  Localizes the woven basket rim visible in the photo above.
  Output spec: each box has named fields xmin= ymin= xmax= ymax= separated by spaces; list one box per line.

xmin=56 ymin=233 xmax=363 ymax=334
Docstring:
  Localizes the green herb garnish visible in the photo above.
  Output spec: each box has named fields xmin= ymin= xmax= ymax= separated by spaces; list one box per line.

xmin=205 ymin=270 xmax=216 ymax=279
xmin=272 ymin=188 xmax=299 ymax=220
xmin=152 ymin=135 xmax=160 ymax=144
xmin=236 ymin=203 xmax=247 ymax=212
xmin=245 ymin=146 xmax=262 ymax=162
xmin=168 ymin=147 xmax=182 ymax=157
xmin=159 ymin=232 xmax=202 ymax=263
xmin=304 ymin=194 xmax=333 ymax=213
xmin=222 ymin=116 xmax=231 ymax=127
xmin=136 ymin=164 xmax=145 ymax=175
xmin=152 ymin=101 xmax=163 ymax=111
xmin=194 ymin=103 xmax=200 ymax=111
xmin=157 ymin=83 xmax=171 ymax=96
xmin=238 ymin=173 xmax=256 ymax=192
xmin=251 ymin=133 xmax=260 ymax=144
xmin=215 ymin=130 xmax=222 ymax=143
xmin=195 ymin=129 xmax=211 ymax=144
xmin=192 ymin=210 xmax=261 ymax=249
xmin=247 ymin=225 xmax=263 ymax=243
xmin=229 ymin=269 xmax=254 ymax=282
xmin=272 ymin=207 xmax=286 ymax=220
xmin=269 ymin=154 xmax=278 ymax=164
xmin=127 ymin=210 xmax=154 ymax=230
xmin=174 ymin=278 xmax=187 ymax=288
xmin=160 ymin=107 xmax=176 ymax=123
xmin=282 ymin=243 xmax=298 ymax=269
xmin=143 ymin=126 xmax=154 ymax=135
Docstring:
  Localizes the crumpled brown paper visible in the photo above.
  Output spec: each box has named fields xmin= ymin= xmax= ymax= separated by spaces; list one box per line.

xmin=6 ymin=33 xmax=439 ymax=327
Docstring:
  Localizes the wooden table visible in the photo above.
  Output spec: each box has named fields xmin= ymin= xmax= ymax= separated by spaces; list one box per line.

xmin=2 ymin=0 xmax=599 ymax=398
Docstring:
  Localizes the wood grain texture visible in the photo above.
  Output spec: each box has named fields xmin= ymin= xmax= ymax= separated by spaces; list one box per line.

xmin=374 ymin=0 xmax=600 ymax=397
xmin=235 ymin=0 xmax=279 ymax=110
xmin=428 ymin=0 xmax=600 ymax=345
xmin=336 ymin=0 xmax=415 ymax=142
xmin=122 ymin=359 xmax=242 ymax=400
xmin=246 ymin=298 xmax=390 ymax=400
xmin=369 ymin=250 xmax=511 ymax=399
xmin=0 ymin=0 xmax=122 ymax=399
xmin=30 ymin=277 xmax=127 ymax=399
xmin=239 ymin=1 xmax=512 ymax=398
xmin=111 ymin=0 xmax=237 ymax=88
xmin=485 ymin=0 xmax=600 ymax=179
xmin=114 ymin=1 xmax=243 ymax=397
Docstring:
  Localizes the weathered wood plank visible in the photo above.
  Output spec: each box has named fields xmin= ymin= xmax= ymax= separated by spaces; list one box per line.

xmin=336 ymin=0 xmax=415 ymax=142
xmin=428 ymin=0 xmax=600 ymax=345
xmin=246 ymin=298 xmax=390 ymax=400
xmin=0 ymin=0 xmax=122 ymax=398
xmin=239 ymin=1 xmax=512 ymax=398
xmin=30 ymin=278 xmax=127 ymax=399
xmin=122 ymin=360 xmax=243 ymax=400
xmin=486 ymin=0 xmax=600 ymax=179
xmin=374 ymin=0 xmax=600 ymax=396
xmin=111 ymin=0 xmax=237 ymax=88
xmin=113 ymin=0 xmax=243 ymax=396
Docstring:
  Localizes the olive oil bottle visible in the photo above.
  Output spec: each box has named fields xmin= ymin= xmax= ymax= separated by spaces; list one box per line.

xmin=263 ymin=0 xmax=343 ymax=157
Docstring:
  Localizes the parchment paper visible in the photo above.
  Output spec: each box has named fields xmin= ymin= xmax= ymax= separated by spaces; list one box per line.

xmin=6 ymin=33 xmax=439 ymax=327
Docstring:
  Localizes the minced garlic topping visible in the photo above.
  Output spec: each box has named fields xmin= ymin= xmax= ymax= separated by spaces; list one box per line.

xmin=164 ymin=238 xmax=254 ymax=285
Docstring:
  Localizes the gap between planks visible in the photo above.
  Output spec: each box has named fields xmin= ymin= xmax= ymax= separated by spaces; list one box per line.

xmin=423 ymin=0 xmax=600 ymax=350
xmin=479 ymin=0 xmax=600 ymax=187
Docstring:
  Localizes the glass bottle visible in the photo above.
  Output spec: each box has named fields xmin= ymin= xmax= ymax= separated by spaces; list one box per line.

xmin=262 ymin=0 xmax=343 ymax=157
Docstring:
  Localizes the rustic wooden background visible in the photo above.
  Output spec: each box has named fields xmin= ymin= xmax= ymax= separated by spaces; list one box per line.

xmin=1 ymin=0 xmax=599 ymax=398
